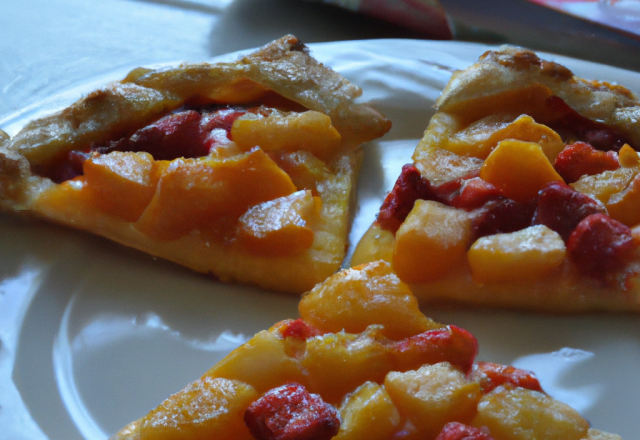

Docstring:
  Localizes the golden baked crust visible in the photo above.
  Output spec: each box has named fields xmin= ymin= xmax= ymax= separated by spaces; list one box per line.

xmin=437 ymin=47 xmax=638 ymax=123
xmin=110 ymin=261 xmax=619 ymax=440
xmin=0 ymin=35 xmax=391 ymax=293
xmin=352 ymin=46 xmax=640 ymax=313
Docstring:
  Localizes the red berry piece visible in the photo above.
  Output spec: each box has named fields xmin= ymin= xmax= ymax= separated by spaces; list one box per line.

xmin=378 ymin=164 xmax=436 ymax=233
xmin=201 ymin=107 xmax=247 ymax=134
xmin=123 ymin=110 xmax=208 ymax=160
xmin=470 ymin=362 xmax=543 ymax=394
xmin=274 ymin=319 xmax=322 ymax=340
xmin=392 ymin=325 xmax=478 ymax=375
xmin=201 ymin=107 xmax=247 ymax=150
xmin=435 ymin=422 xmax=495 ymax=440
xmin=553 ymin=142 xmax=619 ymax=184
xmin=567 ymin=213 xmax=635 ymax=276
xmin=533 ymin=181 xmax=606 ymax=241
xmin=50 ymin=149 xmax=91 ymax=183
xmin=544 ymin=96 xmax=633 ymax=152
xmin=431 ymin=176 xmax=464 ymax=203
xmin=449 ymin=177 xmax=502 ymax=210
xmin=244 ymin=383 xmax=340 ymax=440
xmin=472 ymin=198 xmax=536 ymax=238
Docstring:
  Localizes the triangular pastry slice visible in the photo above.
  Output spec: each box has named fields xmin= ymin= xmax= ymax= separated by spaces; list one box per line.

xmin=352 ymin=46 xmax=640 ymax=312
xmin=111 ymin=261 xmax=621 ymax=440
xmin=0 ymin=35 xmax=390 ymax=293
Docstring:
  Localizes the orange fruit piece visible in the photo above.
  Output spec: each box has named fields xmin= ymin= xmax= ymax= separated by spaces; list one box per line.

xmin=393 ymin=200 xmax=473 ymax=283
xmin=472 ymin=386 xmax=589 ymax=440
xmin=137 ymin=377 xmax=258 ymax=440
xmin=384 ymin=362 xmax=481 ymax=438
xmin=235 ymin=190 xmax=321 ymax=257
xmin=135 ymin=149 xmax=296 ymax=240
xmin=335 ymin=381 xmax=401 ymax=440
xmin=232 ymin=111 xmax=342 ymax=161
xmin=480 ymin=139 xmax=563 ymax=204
xmin=468 ymin=225 xmax=566 ymax=283
xmin=83 ymin=151 xmax=159 ymax=222
xmin=446 ymin=114 xmax=564 ymax=161
xmin=299 ymin=260 xmax=441 ymax=341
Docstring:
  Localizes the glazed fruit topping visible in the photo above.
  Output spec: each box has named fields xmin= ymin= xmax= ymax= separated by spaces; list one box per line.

xmin=275 ymin=318 xmax=322 ymax=340
xmin=48 ymin=106 xmax=247 ymax=183
xmin=472 ymin=198 xmax=536 ymax=239
xmin=567 ymin=213 xmax=635 ymax=276
xmin=378 ymin=164 xmax=493 ymax=232
xmin=391 ymin=325 xmax=478 ymax=375
xmin=533 ymin=181 xmax=606 ymax=242
xmin=449 ymin=177 xmax=502 ymax=210
xmin=553 ymin=142 xmax=619 ymax=184
xmin=543 ymin=95 xmax=634 ymax=152
xmin=108 ymin=107 xmax=247 ymax=159
xmin=54 ymin=150 xmax=92 ymax=183
xmin=435 ymin=422 xmax=495 ymax=440
xmin=110 ymin=110 xmax=210 ymax=160
xmin=471 ymin=361 xmax=543 ymax=394
xmin=244 ymin=383 xmax=340 ymax=440
xmin=378 ymin=164 xmax=436 ymax=233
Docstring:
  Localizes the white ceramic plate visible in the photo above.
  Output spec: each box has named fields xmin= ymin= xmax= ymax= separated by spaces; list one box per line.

xmin=1 ymin=40 xmax=639 ymax=440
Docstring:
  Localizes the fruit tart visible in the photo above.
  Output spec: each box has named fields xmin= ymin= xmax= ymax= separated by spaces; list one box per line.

xmin=0 ymin=35 xmax=390 ymax=294
xmin=352 ymin=46 xmax=640 ymax=312
xmin=110 ymin=261 xmax=621 ymax=440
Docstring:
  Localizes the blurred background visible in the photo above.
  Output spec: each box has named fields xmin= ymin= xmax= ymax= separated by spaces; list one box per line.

xmin=2 ymin=0 xmax=640 ymax=123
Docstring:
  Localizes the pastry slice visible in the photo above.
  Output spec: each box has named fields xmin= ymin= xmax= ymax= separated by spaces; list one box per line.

xmin=110 ymin=261 xmax=620 ymax=440
xmin=352 ymin=46 xmax=640 ymax=312
xmin=0 ymin=35 xmax=390 ymax=293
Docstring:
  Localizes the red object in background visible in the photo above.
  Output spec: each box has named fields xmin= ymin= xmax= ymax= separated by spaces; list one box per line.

xmin=359 ymin=0 xmax=452 ymax=38
xmin=526 ymin=0 xmax=640 ymax=38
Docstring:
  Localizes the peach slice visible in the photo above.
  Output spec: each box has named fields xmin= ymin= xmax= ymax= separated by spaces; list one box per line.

xmin=137 ymin=377 xmax=258 ymax=440
xmin=135 ymin=148 xmax=296 ymax=240
xmin=607 ymin=172 xmax=640 ymax=227
xmin=618 ymin=144 xmax=639 ymax=168
xmin=571 ymin=166 xmax=639 ymax=205
xmin=350 ymin=223 xmax=396 ymax=267
xmin=301 ymin=327 xmax=393 ymax=404
xmin=270 ymin=150 xmax=331 ymax=196
xmin=334 ymin=382 xmax=401 ymax=440
xmin=384 ymin=362 xmax=481 ymax=438
xmin=232 ymin=110 xmax=342 ymax=161
xmin=472 ymin=387 xmax=589 ymax=440
xmin=446 ymin=114 xmax=564 ymax=161
xmin=393 ymin=200 xmax=473 ymax=283
xmin=480 ymin=139 xmax=563 ymax=204
xmin=203 ymin=329 xmax=305 ymax=394
xmin=236 ymin=190 xmax=321 ymax=257
xmin=83 ymin=151 xmax=159 ymax=222
xmin=299 ymin=260 xmax=441 ymax=341
xmin=468 ymin=225 xmax=566 ymax=283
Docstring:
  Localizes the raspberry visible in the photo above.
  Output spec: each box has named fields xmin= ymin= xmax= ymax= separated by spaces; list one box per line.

xmin=392 ymin=326 xmax=478 ymax=375
xmin=472 ymin=198 xmax=536 ymax=239
xmin=533 ymin=181 xmax=606 ymax=241
xmin=553 ymin=142 xmax=619 ymax=184
xmin=435 ymin=422 xmax=495 ymax=440
xmin=378 ymin=164 xmax=435 ymax=233
xmin=470 ymin=362 xmax=543 ymax=394
xmin=567 ymin=213 xmax=634 ymax=276
xmin=244 ymin=383 xmax=340 ymax=440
